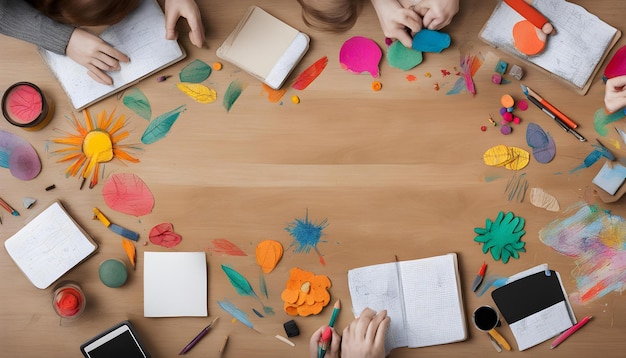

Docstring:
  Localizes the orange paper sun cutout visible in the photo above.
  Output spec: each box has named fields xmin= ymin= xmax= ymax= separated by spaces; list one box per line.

xmin=53 ymin=108 xmax=139 ymax=189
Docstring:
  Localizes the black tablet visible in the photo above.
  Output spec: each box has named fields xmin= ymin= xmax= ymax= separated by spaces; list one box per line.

xmin=80 ymin=320 xmax=151 ymax=358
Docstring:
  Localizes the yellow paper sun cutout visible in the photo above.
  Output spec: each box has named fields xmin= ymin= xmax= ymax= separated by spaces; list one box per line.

xmin=53 ymin=108 xmax=139 ymax=189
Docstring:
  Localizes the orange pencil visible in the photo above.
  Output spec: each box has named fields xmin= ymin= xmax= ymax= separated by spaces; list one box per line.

xmin=0 ymin=197 xmax=19 ymax=216
xmin=524 ymin=86 xmax=579 ymax=129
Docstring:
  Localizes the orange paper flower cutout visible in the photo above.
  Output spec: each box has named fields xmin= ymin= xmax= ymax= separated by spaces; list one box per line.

xmin=281 ymin=267 xmax=331 ymax=316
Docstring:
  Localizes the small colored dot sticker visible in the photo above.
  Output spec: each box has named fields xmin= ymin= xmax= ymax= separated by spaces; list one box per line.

xmin=517 ymin=99 xmax=528 ymax=111
xmin=500 ymin=125 xmax=513 ymax=135
xmin=212 ymin=62 xmax=223 ymax=71
xmin=372 ymin=81 xmax=382 ymax=91
xmin=501 ymin=94 xmax=515 ymax=108
xmin=291 ymin=95 xmax=300 ymax=104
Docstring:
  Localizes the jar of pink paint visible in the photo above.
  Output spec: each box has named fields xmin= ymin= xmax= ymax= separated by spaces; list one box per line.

xmin=2 ymin=82 xmax=54 ymax=131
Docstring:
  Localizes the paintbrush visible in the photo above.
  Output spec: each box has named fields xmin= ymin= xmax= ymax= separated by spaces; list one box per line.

xmin=93 ymin=207 xmax=139 ymax=241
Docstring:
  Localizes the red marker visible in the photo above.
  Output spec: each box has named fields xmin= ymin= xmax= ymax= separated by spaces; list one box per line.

xmin=471 ymin=262 xmax=488 ymax=292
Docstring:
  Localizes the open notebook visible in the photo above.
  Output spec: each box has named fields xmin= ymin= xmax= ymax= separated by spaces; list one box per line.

xmin=348 ymin=253 xmax=467 ymax=354
xmin=4 ymin=201 xmax=98 ymax=289
xmin=38 ymin=0 xmax=185 ymax=110
xmin=480 ymin=0 xmax=620 ymax=94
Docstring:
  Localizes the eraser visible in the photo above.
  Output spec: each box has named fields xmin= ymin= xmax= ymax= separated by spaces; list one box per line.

xmin=283 ymin=320 xmax=300 ymax=337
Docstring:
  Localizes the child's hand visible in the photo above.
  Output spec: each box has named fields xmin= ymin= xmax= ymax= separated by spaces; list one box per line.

xmin=66 ymin=28 xmax=129 ymax=85
xmin=309 ymin=325 xmax=341 ymax=358
xmin=605 ymin=76 xmax=626 ymax=113
xmin=341 ymin=308 xmax=390 ymax=358
xmin=164 ymin=0 xmax=206 ymax=48
xmin=371 ymin=0 xmax=422 ymax=47
xmin=412 ymin=0 xmax=459 ymax=30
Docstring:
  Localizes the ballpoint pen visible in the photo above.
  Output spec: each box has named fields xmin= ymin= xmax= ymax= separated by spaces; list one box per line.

xmin=521 ymin=85 xmax=586 ymax=142
xmin=179 ymin=316 xmax=219 ymax=355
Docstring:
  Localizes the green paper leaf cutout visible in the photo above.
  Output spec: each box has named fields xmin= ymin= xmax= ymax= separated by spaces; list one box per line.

xmin=123 ymin=88 xmax=151 ymax=120
xmin=221 ymin=264 xmax=259 ymax=299
xmin=223 ymin=80 xmax=243 ymax=112
xmin=141 ymin=105 xmax=186 ymax=144
xmin=179 ymin=59 xmax=212 ymax=83
xmin=474 ymin=211 xmax=526 ymax=263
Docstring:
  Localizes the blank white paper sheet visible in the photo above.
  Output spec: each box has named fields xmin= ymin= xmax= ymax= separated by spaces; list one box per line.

xmin=143 ymin=251 xmax=208 ymax=317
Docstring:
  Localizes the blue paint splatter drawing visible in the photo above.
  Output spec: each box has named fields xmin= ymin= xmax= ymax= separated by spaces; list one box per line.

xmin=285 ymin=210 xmax=328 ymax=265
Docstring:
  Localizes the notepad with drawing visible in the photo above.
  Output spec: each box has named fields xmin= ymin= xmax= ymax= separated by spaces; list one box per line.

xmin=347 ymin=253 xmax=467 ymax=354
xmin=4 ymin=201 xmax=98 ymax=289
xmin=217 ymin=6 xmax=310 ymax=89
xmin=38 ymin=0 xmax=186 ymax=110
xmin=491 ymin=264 xmax=576 ymax=351
xmin=479 ymin=0 xmax=620 ymax=95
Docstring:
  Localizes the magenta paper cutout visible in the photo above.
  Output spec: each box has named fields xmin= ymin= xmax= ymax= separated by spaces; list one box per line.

xmin=0 ymin=129 xmax=41 ymax=180
xmin=102 ymin=173 xmax=154 ymax=217
xmin=339 ymin=36 xmax=382 ymax=78
xmin=149 ymin=222 xmax=182 ymax=248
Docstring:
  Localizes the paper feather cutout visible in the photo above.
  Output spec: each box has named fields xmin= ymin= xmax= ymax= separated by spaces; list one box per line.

xmin=141 ymin=105 xmax=186 ymax=144
xmin=292 ymin=56 xmax=328 ymax=90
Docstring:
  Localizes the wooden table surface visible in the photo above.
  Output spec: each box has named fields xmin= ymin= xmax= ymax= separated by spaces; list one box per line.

xmin=1 ymin=0 xmax=626 ymax=357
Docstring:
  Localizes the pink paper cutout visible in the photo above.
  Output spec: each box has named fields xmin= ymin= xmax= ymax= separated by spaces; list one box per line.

xmin=149 ymin=222 xmax=182 ymax=248
xmin=339 ymin=36 xmax=382 ymax=78
xmin=102 ymin=173 xmax=154 ymax=217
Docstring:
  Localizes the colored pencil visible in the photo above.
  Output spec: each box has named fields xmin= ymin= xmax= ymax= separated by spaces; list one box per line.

xmin=550 ymin=316 xmax=592 ymax=349
xmin=179 ymin=317 xmax=219 ymax=354
xmin=319 ymin=299 xmax=341 ymax=358
xmin=523 ymin=85 xmax=579 ymax=129
xmin=0 ymin=197 xmax=19 ymax=216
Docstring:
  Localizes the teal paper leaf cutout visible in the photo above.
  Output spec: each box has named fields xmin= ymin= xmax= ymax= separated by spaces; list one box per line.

xmin=474 ymin=211 xmax=526 ymax=263
xmin=221 ymin=264 xmax=259 ymax=299
xmin=179 ymin=59 xmax=212 ymax=83
xmin=223 ymin=80 xmax=243 ymax=112
xmin=141 ymin=105 xmax=186 ymax=144
xmin=122 ymin=88 xmax=151 ymax=120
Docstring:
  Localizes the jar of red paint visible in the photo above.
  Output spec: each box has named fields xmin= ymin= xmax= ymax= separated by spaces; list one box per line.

xmin=2 ymin=82 xmax=54 ymax=130
xmin=52 ymin=281 xmax=86 ymax=320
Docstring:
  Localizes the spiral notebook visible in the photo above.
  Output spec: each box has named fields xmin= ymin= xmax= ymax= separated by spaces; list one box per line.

xmin=348 ymin=253 xmax=467 ymax=354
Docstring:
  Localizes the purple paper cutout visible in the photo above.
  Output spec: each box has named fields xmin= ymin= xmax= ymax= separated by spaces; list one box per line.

xmin=526 ymin=123 xmax=556 ymax=164
xmin=0 ymin=129 xmax=41 ymax=180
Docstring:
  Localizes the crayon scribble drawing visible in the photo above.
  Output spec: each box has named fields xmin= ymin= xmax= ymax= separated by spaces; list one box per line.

xmin=285 ymin=211 xmax=328 ymax=265
xmin=52 ymin=108 xmax=139 ymax=189
xmin=539 ymin=203 xmax=626 ymax=304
